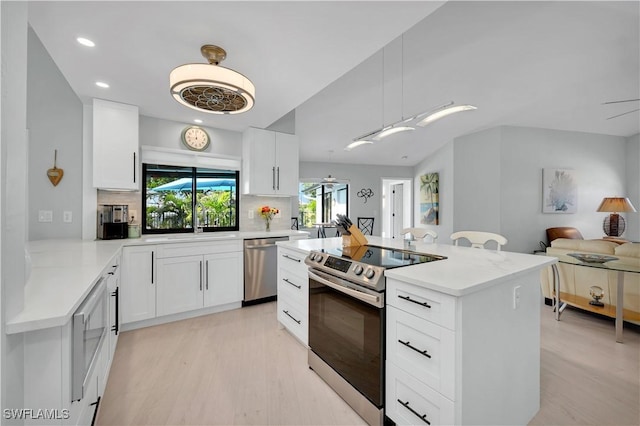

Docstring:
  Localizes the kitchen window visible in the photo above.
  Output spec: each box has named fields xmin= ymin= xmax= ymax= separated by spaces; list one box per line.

xmin=142 ymin=164 xmax=239 ymax=233
xmin=298 ymin=181 xmax=349 ymax=228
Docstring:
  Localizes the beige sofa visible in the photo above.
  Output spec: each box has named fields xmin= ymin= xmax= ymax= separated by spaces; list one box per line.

xmin=540 ymin=238 xmax=640 ymax=325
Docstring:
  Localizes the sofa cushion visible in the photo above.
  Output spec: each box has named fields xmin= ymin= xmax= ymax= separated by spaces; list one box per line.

xmin=550 ymin=238 xmax=618 ymax=254
xmin=615 ymin=242 xmax=640 ymax=258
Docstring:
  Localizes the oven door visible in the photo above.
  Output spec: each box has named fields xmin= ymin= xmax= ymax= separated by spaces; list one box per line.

xmin=308 ymin=268 xmax=385 ymax=408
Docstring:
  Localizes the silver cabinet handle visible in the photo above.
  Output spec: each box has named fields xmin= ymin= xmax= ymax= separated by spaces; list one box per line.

xmin=151 ymin=251 xmax=154 ymax=284
xmin=282 ymin=253 xmax=301 ymax=262
xmin=272 ymin=166 xmax=276 ymax=190
xmin=199 ymin=260 xmax=203 ymax=291
xmin=133 ymin=152 xmax=136 ymax=183
xmin=283 ymin=310 xmax=301 ymax=324
xmin=283 ymin=278 xmax=301 ymax=289
xmin=206 ymin=260 xmax=209 ymax=290
xmin=276 ymin=166 xmax=280 ymax=190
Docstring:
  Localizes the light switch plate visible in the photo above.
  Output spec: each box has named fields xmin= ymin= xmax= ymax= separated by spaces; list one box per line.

xmin=38 ymin=210 xmax=53 ymax=223
xmin=63 ymin=211 xmax=72 ymax=223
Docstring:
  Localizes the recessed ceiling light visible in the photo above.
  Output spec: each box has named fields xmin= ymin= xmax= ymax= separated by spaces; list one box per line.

xmin=194 ymin=119 xmax=203 ymax=124
xmin=95 ymin=81 xmax=109 ymax=88
xmin=76 ymin=37 xmax=95 ymax=47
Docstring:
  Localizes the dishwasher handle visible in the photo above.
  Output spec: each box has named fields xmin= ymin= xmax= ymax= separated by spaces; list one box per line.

xmin=245 ymin=243 xmax=278 ymax=249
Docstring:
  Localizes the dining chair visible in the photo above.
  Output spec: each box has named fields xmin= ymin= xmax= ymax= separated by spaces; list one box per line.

xmin=401 ymin=228 xmax=438 ymax=242
xmin=450 ymin=231 xmax=507 ymax=251
xmin=291 ymin=217 xmax=299 ymax=230
xmin=357 ymin=217 xmax=375 ymax=235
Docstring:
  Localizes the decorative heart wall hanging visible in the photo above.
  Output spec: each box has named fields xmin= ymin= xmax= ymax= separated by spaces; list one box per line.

xmin=47 ymin=150 xmax=64 ymax=186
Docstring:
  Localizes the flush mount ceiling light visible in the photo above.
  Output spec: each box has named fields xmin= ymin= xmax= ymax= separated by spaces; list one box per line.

xmin=169 ymin=45 xmax=255 ymax=115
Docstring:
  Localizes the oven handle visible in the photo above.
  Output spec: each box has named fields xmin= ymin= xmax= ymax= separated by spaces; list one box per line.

xmin=308 ymin=269 xmax=383 ymax=308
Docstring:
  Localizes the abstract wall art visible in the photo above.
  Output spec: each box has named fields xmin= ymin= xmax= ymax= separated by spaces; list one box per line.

xmin=542 ymin=168 xmax=577 ymax=213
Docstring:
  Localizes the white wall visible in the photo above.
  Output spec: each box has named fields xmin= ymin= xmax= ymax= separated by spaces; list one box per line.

xmin=299 ymin=161 xmax=413 ymax=236
xmin=443 ymin=126 xmax=630 ymax=253
xmin=625 ymin=133 xmax=640 ymax=241
xmin=413 ymin=141 xmax=455 ymax=244
xmin=27 ymin=27 xmax=83 ymax=240
xmin=1 ymin=0 xmax=28 ymax=418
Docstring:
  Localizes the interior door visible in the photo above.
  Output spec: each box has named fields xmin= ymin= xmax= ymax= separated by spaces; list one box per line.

xmin=391 ymin=183 xmax=404 ymax=239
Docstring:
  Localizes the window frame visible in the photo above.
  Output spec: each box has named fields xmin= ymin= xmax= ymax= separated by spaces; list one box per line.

xmin=142 ymin=163 xmax=240 ymax=234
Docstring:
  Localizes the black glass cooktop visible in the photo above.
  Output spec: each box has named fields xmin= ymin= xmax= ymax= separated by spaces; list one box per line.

xmin=320 ymin=245 xmax=445 ymax=270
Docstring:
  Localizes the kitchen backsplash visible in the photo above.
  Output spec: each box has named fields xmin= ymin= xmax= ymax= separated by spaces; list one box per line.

xmin=97 ymin=190 xmax=292 ymax=232
xmin=240 ymin=196 xmax=292 ymax=232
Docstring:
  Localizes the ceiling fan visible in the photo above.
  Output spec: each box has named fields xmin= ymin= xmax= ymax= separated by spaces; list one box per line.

xmin=603 ymin=98 xmax=640 ymax=120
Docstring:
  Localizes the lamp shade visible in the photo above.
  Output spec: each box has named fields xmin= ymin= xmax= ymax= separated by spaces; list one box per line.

xmin=597 ymin=197 xmax=637 ymax=237
xmin=596 ymin=197 xmax=637 ymax=213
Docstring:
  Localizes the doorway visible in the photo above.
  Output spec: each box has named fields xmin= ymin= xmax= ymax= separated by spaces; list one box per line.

xmin=381 ymin=178 xmax=412 ymax=239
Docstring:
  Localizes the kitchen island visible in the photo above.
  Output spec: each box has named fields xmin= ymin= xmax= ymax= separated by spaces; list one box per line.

xmin=277 ymin=236 xmax=556 ymax=426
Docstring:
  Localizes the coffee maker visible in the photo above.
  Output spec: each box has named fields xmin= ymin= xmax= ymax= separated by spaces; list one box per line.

xmin=97 ymin=204 xmax=129 ymax=239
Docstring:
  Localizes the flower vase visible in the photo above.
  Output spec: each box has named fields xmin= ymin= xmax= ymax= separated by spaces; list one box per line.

xmin=265 ymin=219 xmax=271 ymax=232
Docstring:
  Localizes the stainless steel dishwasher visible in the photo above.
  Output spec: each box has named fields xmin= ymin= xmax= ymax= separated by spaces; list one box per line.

xmin=243 ymin=236 xmax=289 ymax=305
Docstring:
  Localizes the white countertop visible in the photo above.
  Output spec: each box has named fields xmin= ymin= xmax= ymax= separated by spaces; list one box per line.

xmin=278 ymin=236 xmax=556 ymax=297
xmin=7 ymin=230 xmax=308 ymax=335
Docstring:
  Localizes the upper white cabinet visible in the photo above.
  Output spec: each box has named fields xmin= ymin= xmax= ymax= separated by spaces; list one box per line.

xmin=93 ymin=99 xmax=139 ymax=190
xmin=242 ymin=127 xmax=298 ymax=196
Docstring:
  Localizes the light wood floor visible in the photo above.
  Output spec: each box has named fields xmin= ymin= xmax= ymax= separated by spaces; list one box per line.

xmin=97 ymin=301 xmax=639 ymax=426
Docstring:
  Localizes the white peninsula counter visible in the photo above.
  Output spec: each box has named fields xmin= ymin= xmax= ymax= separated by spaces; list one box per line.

xmin=277 ymin=236 xmax=556 ymax=426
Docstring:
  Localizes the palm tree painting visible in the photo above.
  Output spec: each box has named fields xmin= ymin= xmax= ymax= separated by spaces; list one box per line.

xmin=420 ymin=173 xmax=439 ymax=225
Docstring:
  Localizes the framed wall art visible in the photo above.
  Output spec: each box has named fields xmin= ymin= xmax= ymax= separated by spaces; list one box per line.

xmin=420 ymin=173 xmax=439 ymax=225
xmin=542 ymin=168 xmax=577 ymax=213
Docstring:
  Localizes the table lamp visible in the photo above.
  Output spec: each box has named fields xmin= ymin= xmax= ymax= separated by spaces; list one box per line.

xmin=596 ymin=197 xmax=637 ymax=237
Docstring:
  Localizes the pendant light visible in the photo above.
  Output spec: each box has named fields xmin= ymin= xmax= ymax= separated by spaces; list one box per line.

xmin=346 ymin=33 xmax=478 ymax=151
xmin=170 ymin=45 xmax=255 ymax=115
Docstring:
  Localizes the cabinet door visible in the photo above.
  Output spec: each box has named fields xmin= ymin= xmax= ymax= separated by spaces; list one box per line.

xmin=156 ymin=255 xmax=203 ymax=316
xmin=274 ymin=132 xmax=299 ymax=196
xmin=93 ymin=99 xmax=139 ymax=190
xmin=242 ymin=128 xmax=276 ymax=195
xmin=121 ymin=246 xmax=156 ymax=323
xmin=203 ymin=252 xmax=242 ymax=307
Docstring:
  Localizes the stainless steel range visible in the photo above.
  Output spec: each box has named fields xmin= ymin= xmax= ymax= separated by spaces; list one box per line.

xmin=305 ymin=245 xmax=445 ymax=426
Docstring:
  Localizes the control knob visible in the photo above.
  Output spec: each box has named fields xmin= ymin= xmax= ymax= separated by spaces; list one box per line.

xmin=353 ymin=265 xmax=364 ymax=275
xmin=364 ymin=268 xmax=376 ymax=279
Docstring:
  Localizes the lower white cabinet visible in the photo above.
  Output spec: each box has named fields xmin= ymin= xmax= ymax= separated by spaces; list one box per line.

xmin=276 ymin=246 xmax=309 ymax=345
xmin=121 ymin=245 xmax=156 ymax=323
xmin=124 ymin=240 xmax=243 ymax=323
xmin=386 ymin=272 xmax=542 ymax=425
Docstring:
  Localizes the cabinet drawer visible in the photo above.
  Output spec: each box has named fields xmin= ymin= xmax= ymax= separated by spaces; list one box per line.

xmin=277 ymin=298 xmax=307 ymax=346
xmin=278 ymin=248 xmax=307 ymax=275
xmin=386 ymin=362 xmax=455 ymax=426
xmin=387 ymin=279 xmax=456 ymax=330
xmin=387 ymin=306 xmax=455 ymax=400
xmin=156 ymin=240 xmax=241 ymax=258
xmin=278 ymin=269 xmax=307 ymax=302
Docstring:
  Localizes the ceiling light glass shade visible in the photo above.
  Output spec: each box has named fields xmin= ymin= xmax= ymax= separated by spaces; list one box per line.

xmin=597 ymin=197 xmax=637 ymax=212
xmin=416 ymin=104 xmax=477 ymax=127
xmin=372 ymin=126 xmax=414 ymax=141
xmin=169 ymin=63 xmax=255 ymax=115
xmin=344 ymin=140 xmax=374 ymax=151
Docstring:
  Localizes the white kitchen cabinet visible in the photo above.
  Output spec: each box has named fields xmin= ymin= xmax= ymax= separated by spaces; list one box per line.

xmin=385 ymin=272 xmax=541 ymax=425
xmin=203 ymin=251 xmax=243 ymax=307
xmin=121 ymin=245 xmax=156 ymax=324
xmin=156 ymin=255 xmax=204 ymax=316
xmin=92 ymin=98 xmax=139 ymax=190
xmin=242 ymin=127 xmax=299 ymax=196
xmin=155 ymin=240 xmax=243 ymax=317
xmin=276 ymin=246 xmax=308 ymax=345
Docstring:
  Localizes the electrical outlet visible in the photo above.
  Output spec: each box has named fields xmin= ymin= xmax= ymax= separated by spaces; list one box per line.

xmin=513 ymin=285 xmax=521 ymax=310
xmin=129 ymin=209 xmax=137 ymax=222
xmin=248 ymin=209 xmax=254 ymax=219
xmin=38 ymin=210 xmax=53 ymax=223
xmin=63 ymin=211 xmax=72 ymax=223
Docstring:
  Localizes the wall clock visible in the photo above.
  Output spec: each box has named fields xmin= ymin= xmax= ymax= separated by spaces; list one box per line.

xmin=181 ymin=126 xmax=210 ymax=151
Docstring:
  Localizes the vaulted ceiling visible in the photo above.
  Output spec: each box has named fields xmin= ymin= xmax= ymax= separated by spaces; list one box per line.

xmin=28 ymin=1 xmax=640 ymax=166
